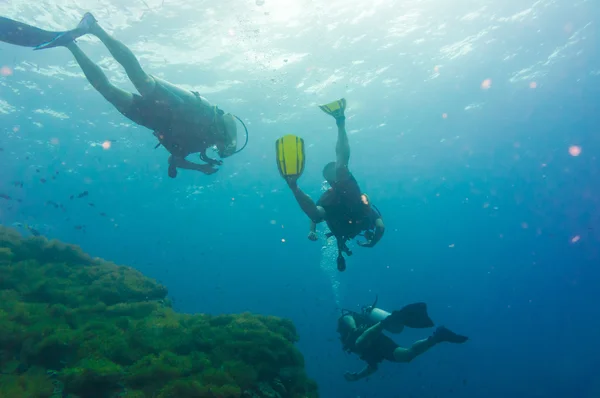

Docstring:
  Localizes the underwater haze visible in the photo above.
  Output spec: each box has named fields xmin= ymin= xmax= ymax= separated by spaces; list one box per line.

xmin=1 ymin=0 xmax=599 ymax=397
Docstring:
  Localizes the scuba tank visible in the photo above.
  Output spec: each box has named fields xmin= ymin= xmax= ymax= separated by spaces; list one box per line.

xmin=362 ymin=295 xmax=405 ymax=334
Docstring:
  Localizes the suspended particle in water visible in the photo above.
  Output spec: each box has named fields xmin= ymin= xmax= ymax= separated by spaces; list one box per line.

xmin=101 ymin=140 xmax=111 ymax=150
xmin=481 ymin=79 xmax=492 ymax=89
xmin=0 ymin=66 xmax=13 ymax=76
xmin=442 ymin=113 xmax=447 ymax=119
xmin=50 ymin=138 xmax=59 ymax=145
xmin=564 ymin=23 xmax=573 ymax=33
xmin=256 ymin=0 xmax=265 ymax=5
xmin=568 ymin=145 xmax=581 ymax=157
xmin=529 ymin=82 xmax=537 ymax=89
xmin=571 ymin=235 xmax=580 ymax=243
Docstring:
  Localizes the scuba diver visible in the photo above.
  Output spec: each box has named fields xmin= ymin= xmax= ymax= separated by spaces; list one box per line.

xmin=338 ymin=296 xmax=469 ymax=382
xmin=0 ymin=13 xmax=248 ymax=178
xmin=276 ymin=98 xmax=385 ymax=271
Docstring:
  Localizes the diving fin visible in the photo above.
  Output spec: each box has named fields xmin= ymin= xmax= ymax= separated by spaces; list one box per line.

xmin=319 ymin=98 xmax=346 ymax=120
xmin=381 ymin=302 xmax=434 ymax=329
xmin=275 ymin=135 xmax=306 ymax=179
xmin=336 ymin=254 xmax=346 ymax=272
xmin=33 ymin=12 xmax=97 ymax=50
xmin=433 ymin=326 xmax=468 ymax=344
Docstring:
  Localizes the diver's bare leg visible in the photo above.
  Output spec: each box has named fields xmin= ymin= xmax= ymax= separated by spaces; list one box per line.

xmin=392 ymin=337 xmax=437 ymax=363
xmin=66 ymin=42 xmax=133 ymax=110
xmin=335 ymin=118 xmax=351 ymax=180
xmin=89 ymin=23 xmax=156 ymax=96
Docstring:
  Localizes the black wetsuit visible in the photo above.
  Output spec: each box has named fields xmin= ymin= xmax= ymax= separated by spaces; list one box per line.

xmin=339 ymin=313 xmax=399 ymax=366
xmin=119 ymin=81 xmax=218 ymax=159
xmin=317 ymin=174 xmax=380 ymax=242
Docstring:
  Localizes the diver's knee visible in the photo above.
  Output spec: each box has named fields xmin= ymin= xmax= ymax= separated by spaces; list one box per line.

xmin=392 ymin=349 xmax=415 ymax=363
xmin=136 ymin=74 xmax=156 ymax=97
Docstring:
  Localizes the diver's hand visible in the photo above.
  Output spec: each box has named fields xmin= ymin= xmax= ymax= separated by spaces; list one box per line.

xmin=169 ymin=156 xmax=218 ymax=175
xmin=199 ymin=153 xmax=223 ymax=166
xmin=357 ymin=240 xmax=374 ymax=248
xmin=285 ymin=175 xmax=299 ymax=188
xmin=196 ymin=164 xmax=219 ymax=175
xmin=307 ymin=231 xmax=318 ymax=241
xmin=344 ymin=372 xmax=359 ymax=382
xmin=206 ymin=158 xmax=223 ymax=166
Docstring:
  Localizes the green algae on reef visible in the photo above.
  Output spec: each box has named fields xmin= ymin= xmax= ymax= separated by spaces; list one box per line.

xmin=0 ymin=226 xmax=318 ymax=398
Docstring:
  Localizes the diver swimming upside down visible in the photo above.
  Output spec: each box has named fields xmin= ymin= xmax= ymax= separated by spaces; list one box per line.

xmin=0 ymin=13 xmax=248 ymax=178
xmin=276 ymin=99 xmax=385 ymax=272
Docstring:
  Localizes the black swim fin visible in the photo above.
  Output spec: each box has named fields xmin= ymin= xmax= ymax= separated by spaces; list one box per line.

xmin=336 ymin=254 xmax=346 ymax=272
xmin=34 ymin=13 xmax=97 ymax=50
xmin=382 ymin=302 xmax=434 ymax=329
xmin=0 ymin=16 xmax=64 ymax=47
xmin=433 ymin=326 xmax=468 ymax=344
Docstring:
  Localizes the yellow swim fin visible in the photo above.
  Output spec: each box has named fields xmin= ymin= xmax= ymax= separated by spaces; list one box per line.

xmin=319 ymin=98 xmax=346 ymax=119
xmin=275 ymin=134 xmax=306 ymax=179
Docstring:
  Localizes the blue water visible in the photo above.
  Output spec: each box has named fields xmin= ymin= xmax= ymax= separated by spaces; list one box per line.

xmin=1 ymin=1 xmax=599 ymax=397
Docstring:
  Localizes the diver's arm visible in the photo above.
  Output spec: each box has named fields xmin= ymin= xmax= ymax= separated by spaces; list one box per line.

xmin=169 ymin=155 xmax=218 ymax=175
xmin=345 ymin=364 xmax=378 ymax=382
xmin=370 ymin=218 xmax=385 ymax=246
xmin=286 ymin=178 xmax=326 ymax=222
xmin=359 ymin=218 xmax=385 ymax=248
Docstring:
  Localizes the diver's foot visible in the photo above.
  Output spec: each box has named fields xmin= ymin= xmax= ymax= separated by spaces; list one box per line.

xmin=77 ymin=12 xmax=98 ymax=34
xmin=319 ymin=98 xmax=346 ymax=122
xmin=433 ymin=326 xmax=468 ymax=344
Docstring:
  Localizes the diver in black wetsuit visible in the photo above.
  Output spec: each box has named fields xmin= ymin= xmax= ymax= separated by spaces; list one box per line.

xmin=337 ymin=298 xmax=468 ymax=382
xmin=0 ymin=13 xmax=246 ymax=178
xmin=283 ymin=98 xmax=385 ymax=271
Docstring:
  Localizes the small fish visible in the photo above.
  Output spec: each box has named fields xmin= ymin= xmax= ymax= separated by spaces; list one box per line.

xmin=45 ymin=201 xmax=60 ymax=209
xmin=99 ymin=212 xmax=107 ymax=217
xmin=35 ymin=168 xmax=40 ymax=172
xmin=72 ymin=191 xmax=89 ymax=199
xmin=88 ymin=203 xmax=95 ymax=207
xmin=74 ymin=225 xmax=86 ymax=230
xmin=0 ymin=194 xmax=11 ymax=200
xmin=40 ymin=178 xmax=47 ymax=183
xmin=25 ymin=225 xmax=41 ymax=236
xmin=13 ymin=181 xmax=23 ymax=188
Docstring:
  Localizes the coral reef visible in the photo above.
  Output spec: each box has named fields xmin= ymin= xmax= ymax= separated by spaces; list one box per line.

xmin=0 ymin=226 xmax=318 ymax=398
